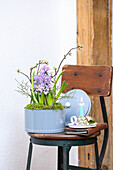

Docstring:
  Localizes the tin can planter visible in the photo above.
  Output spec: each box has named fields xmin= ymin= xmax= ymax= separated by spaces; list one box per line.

xmin=25 ymin=109 xmax=65 ymax=133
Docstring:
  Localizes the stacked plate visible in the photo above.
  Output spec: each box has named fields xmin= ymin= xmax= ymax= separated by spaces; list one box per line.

xmin=59 ymin=89 xmax=91 ymax=126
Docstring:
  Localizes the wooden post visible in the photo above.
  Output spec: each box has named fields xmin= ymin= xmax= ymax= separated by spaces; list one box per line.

xmin=77 ymin=0 xmax=112 ymax=169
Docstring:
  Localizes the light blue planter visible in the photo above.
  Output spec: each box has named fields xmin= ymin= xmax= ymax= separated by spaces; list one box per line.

xmin=25 ymin=109 xmax=65 ymax=133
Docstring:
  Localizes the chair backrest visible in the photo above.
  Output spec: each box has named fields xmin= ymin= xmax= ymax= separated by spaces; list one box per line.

xmin=62 ymin=65 xmax=112 ymax=96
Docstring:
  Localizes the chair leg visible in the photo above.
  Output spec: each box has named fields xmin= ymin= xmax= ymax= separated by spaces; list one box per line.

xmin=63 ymin=146 xmax=70 ymax=170
xmin=26 ymin=139 xmax=33 ymax=170
xmin=95 ymin=140 xmax=101 ymax=170
xmin=58 ymin=146 xmax=63 ymax=170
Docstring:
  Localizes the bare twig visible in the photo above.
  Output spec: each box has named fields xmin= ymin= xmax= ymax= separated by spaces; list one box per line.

xmin=29 ymin=60 xmax=48 ymax=82
xmin=51 ymin=46 xmax=82 ymax=78
xmin=30 ymin=63 xmax=39 ymax=82
xmin=17 ymin=69 xmax=31 ymax=82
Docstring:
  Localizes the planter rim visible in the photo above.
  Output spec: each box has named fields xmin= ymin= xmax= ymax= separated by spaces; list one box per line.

xmin=24 ymin=108 xmax=65 ymax=111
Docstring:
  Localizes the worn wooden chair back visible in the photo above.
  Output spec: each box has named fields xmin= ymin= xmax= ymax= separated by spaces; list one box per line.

xmin=62 ymin=65 xmax=112 ymax=96
xmin=62 ymin=65 xmax=112 ymax=168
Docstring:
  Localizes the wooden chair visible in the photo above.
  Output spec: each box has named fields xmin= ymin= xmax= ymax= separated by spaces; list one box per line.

xmin=26 ymin=65 xmax=112 ymax=170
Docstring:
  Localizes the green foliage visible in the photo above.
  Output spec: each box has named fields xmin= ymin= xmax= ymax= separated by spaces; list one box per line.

xmin=52 ymin=70 xmax=65 ymax=96
xmin=25 ymin=102 xmax=65 ymax=110
xmin=15 ymin=79 xmax=31 ymax=98
xmin=88 ymin=120 xmax=96 ymax=124
xmin=53 ymin=80 xmax=68 ymax=104
xmin=16 ymin=68 xmax=68 ymax=109
xmin=30 ymin=69 xmax=68 ymax=107
xmin=31 ymin=71 xmax=38 ymax=103
xmin=46 ymin=93 xmax=53 ymax=106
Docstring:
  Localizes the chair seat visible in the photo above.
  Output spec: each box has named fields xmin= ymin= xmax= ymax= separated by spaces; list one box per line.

xmin=28 ymin=131 xmax=100 ymax=140
xmin=28 ymin=123 xmax=107 ymax=140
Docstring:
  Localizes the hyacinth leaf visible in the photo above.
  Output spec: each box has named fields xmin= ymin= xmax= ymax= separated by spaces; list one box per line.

xmin=47 ymin=93 xmax=53 ymax=106
xmin=36 ymin=91 xmax=41 ymax=104
xmin=44 ymin=95 xmax=47 ymax=105
xmin=50 ymin=90 xmax=54 ymax=98
xmin=40 ymin=92 xmax=44 ymax=104
xmin=32 ymin=71 xmax=38 ymax=103
xmin=35 ymin=93 xmax=39 ymax=103
xmin=52 ymin=70 xmax=65 ymax=96
xmin=53 ymin=80 xmax=68 ymax=104
xmin=31 ymin=93 xmax=36 ymax=104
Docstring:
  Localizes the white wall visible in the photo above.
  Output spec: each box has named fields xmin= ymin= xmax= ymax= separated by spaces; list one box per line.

xmin=0 ymin=0 xmax=77 ymax=169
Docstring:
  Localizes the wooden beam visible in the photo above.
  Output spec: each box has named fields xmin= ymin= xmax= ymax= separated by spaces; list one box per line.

xmin=77 ymin=0 xmax=112 ymax=169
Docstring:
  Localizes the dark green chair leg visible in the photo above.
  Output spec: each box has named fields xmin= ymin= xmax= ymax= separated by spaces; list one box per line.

xmin=95 ymin=140 xmax=101 ymax=170
xmin=58 ymin=146 xmax=63 ymax=170
xmin=26 ymin=139 xmax=33 ymax=170
xmin=63 ymin=146 xmax=70 ymax=170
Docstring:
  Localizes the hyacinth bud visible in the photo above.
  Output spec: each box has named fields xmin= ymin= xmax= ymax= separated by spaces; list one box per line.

xmin=69 ymin=52 xmax=72 ymax=56
xmin=17 ymin=69 xmax=20 ymax=73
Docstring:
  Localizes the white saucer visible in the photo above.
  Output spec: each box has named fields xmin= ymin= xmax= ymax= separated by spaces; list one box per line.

xmin=68 ymin=123 xmax=97 ymax=129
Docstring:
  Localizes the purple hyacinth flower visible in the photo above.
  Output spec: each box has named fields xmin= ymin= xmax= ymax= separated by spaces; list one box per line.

xmin=34 ymin=84 xmax=37 ymax=89
xmin=34 ymin=81 xmax=38 ymax=85
xmin=41 ymin=65 xmax=50 ymax=72
xmin=34 ymin=75 xmax=39 ymax=81
xmin=33 ymin=64 xmax=52 ymax=95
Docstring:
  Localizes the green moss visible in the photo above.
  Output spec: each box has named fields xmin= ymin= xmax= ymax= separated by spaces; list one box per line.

xmin=25 ymin=102 xmax=65 ymax=110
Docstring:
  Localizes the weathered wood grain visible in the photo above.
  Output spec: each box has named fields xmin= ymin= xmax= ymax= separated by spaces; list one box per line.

xmin=76 ymin=0 xmax=112 ymax=169
xmin=62 ymin=65 xmax=112 ymax=96
xmin=28 ymin=131 xmax=100 ymax=140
